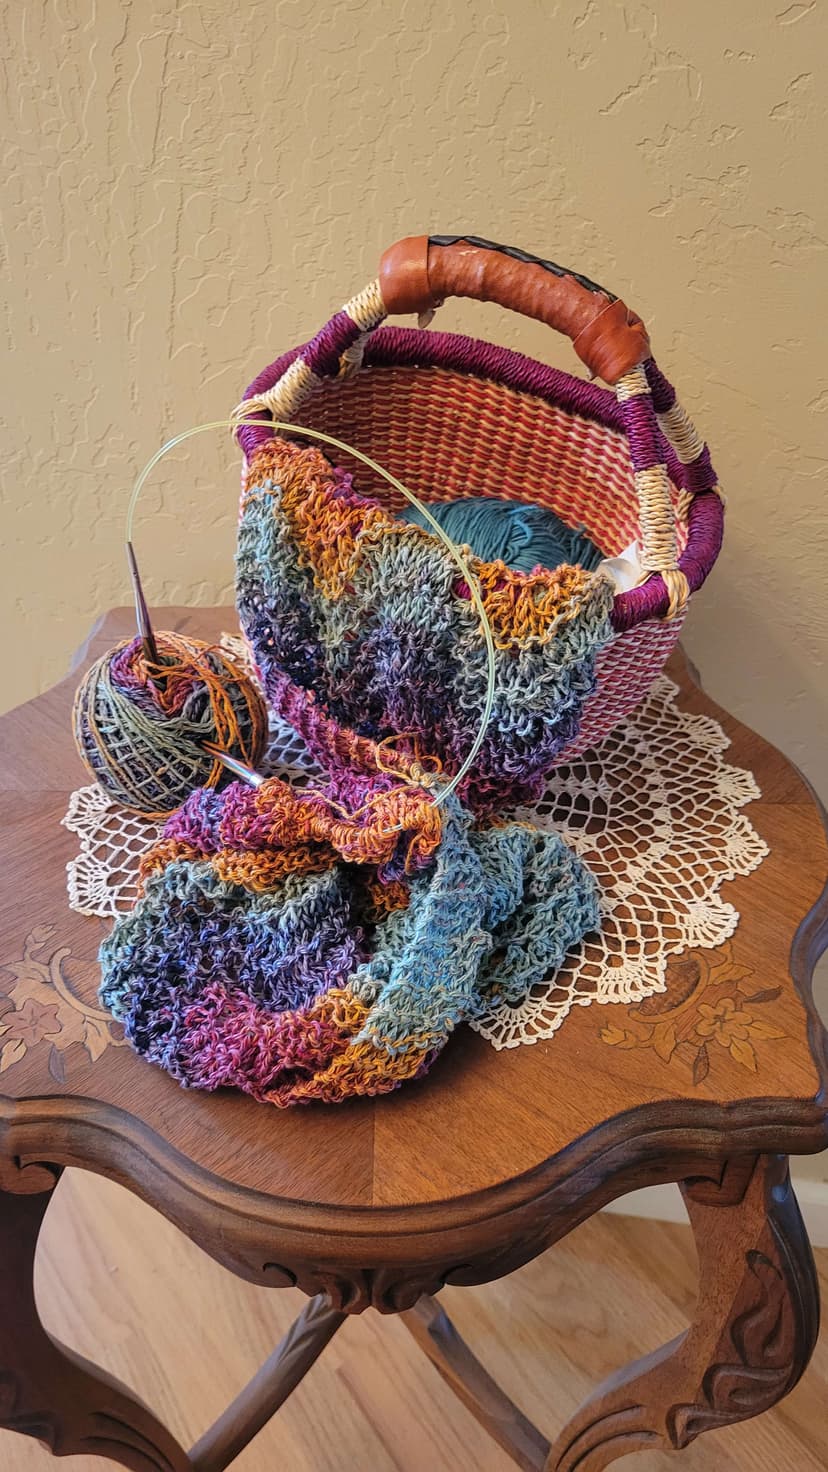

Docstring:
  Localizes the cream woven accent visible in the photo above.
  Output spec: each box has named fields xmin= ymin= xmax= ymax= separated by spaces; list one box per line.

xmin=634 ymin=464 xmax=688 ymax=618
xmin=657 ymin=399 xmax=705 ymax=464
xmin=345 ymin=278 xmax=386 ymax=332
xmin=338 ymin=278 xmax=387 ymax=378
xmin=338 ymin=339 xmax=369 ymax=378
xmin=676 ymin=486 xmax=693 ymax=523
xmin=615 ymin=368 xmax=687 ymax=619
xmin=231 ymin=356 xmax=320 ymax=437
xmin=658 ymin=399 xmax=725 ymax=503
xmin=615 ymin=364 xmax=650 ymax=401
xmin=259 ymin=356 xmax=320 ymax=416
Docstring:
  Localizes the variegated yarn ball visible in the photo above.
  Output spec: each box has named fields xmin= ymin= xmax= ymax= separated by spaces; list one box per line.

xmin=73 ymin=631 xmax=268 ymax=817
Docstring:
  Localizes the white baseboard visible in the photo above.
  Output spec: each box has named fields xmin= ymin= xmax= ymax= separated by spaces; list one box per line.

xmin=603 ymin=1176 xmax=828 ymax=1248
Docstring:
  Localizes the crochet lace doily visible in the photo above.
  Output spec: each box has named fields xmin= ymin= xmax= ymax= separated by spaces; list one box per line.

xmin=63 ymin=641 xmax=769 ymax=1050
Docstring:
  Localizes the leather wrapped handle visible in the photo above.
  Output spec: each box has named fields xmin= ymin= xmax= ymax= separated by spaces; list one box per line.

xmin=379 ymin=234 xmax=650 ymax=384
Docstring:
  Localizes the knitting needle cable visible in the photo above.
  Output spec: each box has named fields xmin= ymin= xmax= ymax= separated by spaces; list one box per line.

xmin=123 ymin=538 xmax=266 ymax=788
xmin=125 ymin=417 xmax=497 ymax=811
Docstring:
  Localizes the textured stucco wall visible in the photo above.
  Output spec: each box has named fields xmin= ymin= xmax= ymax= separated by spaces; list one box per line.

xmin=2 ymin=0 xmax=826 ymax=793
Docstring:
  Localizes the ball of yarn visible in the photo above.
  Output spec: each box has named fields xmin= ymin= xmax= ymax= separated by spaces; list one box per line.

xmin=403 ymin=496 xmax=604 ymax=575
xmin=73 ymin=632 xmax=268 ymax=816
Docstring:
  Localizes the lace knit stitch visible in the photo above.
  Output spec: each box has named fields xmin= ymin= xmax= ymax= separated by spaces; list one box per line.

xmin=235 ymin=439 xmax=615 ymax=815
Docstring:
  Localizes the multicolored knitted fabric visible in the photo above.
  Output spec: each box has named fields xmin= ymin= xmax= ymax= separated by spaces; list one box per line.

xmin=99 ymin=432 xmax=617 ymax=1105
xmin=235 ymin=438 xmax=615 ymax=815
xmin=99 ymin=765 xmax=599 ymax=1105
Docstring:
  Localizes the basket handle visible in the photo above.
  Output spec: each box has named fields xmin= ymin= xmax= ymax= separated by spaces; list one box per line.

xmin=380 ymin=235 xmax=650 ymax=384
xmin=235 ymin=238 xmax=722 ymax=621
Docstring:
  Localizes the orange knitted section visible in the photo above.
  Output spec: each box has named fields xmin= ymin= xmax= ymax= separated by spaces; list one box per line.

xmin=247 ymin=776 xmax=443 ymax=872
xmin=361 ymin=873 xmax=410 ymax=918
xmin=243 ymin=438 xmax=388 ymax=599
xmin=139 ymin=836 xmax=336 ymax=892
xmin=264 ymin=988 xmax=374 ymax=1106
xmin=473 ymin=559 xmax=611 ymax=650
xmin=265 ymin=991 xmax=432 ymax=1107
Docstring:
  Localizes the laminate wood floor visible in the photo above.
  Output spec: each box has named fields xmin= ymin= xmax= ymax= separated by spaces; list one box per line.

xmin=4 ymin=1169 xmax=827 ymax=1470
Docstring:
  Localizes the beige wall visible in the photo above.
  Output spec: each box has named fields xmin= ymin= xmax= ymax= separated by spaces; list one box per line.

xmin=2 ymin=0 xmax=826 ymax=794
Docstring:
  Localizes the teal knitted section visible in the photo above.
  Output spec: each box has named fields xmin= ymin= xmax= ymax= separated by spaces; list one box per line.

xmin=99 ymin=789 xmax=601 ymax=1101
xmin=403 ymin=497 xmax=604 ymax=574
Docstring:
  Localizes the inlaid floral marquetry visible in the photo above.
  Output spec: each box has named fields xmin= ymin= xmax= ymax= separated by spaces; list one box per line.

xmin=0 ymin=925 xmax=124 ymax=1081
xmin=599 ymin=940 xmax=786 ymax=1082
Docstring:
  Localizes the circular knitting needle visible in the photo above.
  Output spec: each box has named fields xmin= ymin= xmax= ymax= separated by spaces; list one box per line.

xmin=125 ymin=540 xmax=264 ymax=790
xmin=126 ymin=540 xmax=159 ymax=665
xmin=202 ymin=740 xmax=265 ymax=787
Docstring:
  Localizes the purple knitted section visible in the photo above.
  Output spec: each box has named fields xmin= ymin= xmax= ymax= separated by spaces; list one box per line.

xmin=303 ymin=310 xmax=364 ymax=378
xmin=620 ymin=392 xmax=661 ymax=472
xmin=238 ymin=325 xmax=723 ymax=629
xmin=264 ymin=667 xmax=413 ymax=782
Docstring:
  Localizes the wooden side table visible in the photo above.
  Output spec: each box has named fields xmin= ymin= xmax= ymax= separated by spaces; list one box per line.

xmin=1 ymin=607 xmax=826 ymax=1472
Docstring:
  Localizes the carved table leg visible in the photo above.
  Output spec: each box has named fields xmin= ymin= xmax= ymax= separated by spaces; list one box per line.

xmin=546 ymin=1154 xmax=819 ymax=1471
xmin=0 ymin=1163 xmax=190 ymax=1471
xmin=188 ymin=1293 xmax=346 ymax=1471
xmin=401 ymin=1295 xmax=551 ymax=1471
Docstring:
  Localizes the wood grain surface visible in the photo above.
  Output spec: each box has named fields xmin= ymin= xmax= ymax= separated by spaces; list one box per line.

xmin=3 ymin=1168 xmax=827 ymax=1470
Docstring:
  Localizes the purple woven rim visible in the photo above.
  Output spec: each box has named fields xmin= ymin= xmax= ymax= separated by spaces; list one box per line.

xmin=239 ymin=326 xmax=723 ymax=632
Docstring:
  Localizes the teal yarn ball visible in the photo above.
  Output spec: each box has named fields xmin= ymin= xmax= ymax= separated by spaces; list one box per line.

xmin=403 ymin=496 xmax=604 ymax=575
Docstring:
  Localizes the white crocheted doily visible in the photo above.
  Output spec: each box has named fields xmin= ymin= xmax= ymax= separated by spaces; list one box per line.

xmin=63 ymin=641 xmax=768 ymax=1050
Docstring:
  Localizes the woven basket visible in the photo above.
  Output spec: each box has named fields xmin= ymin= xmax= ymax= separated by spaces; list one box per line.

xmin=236 ymin=235 xmax=723 ymax=762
